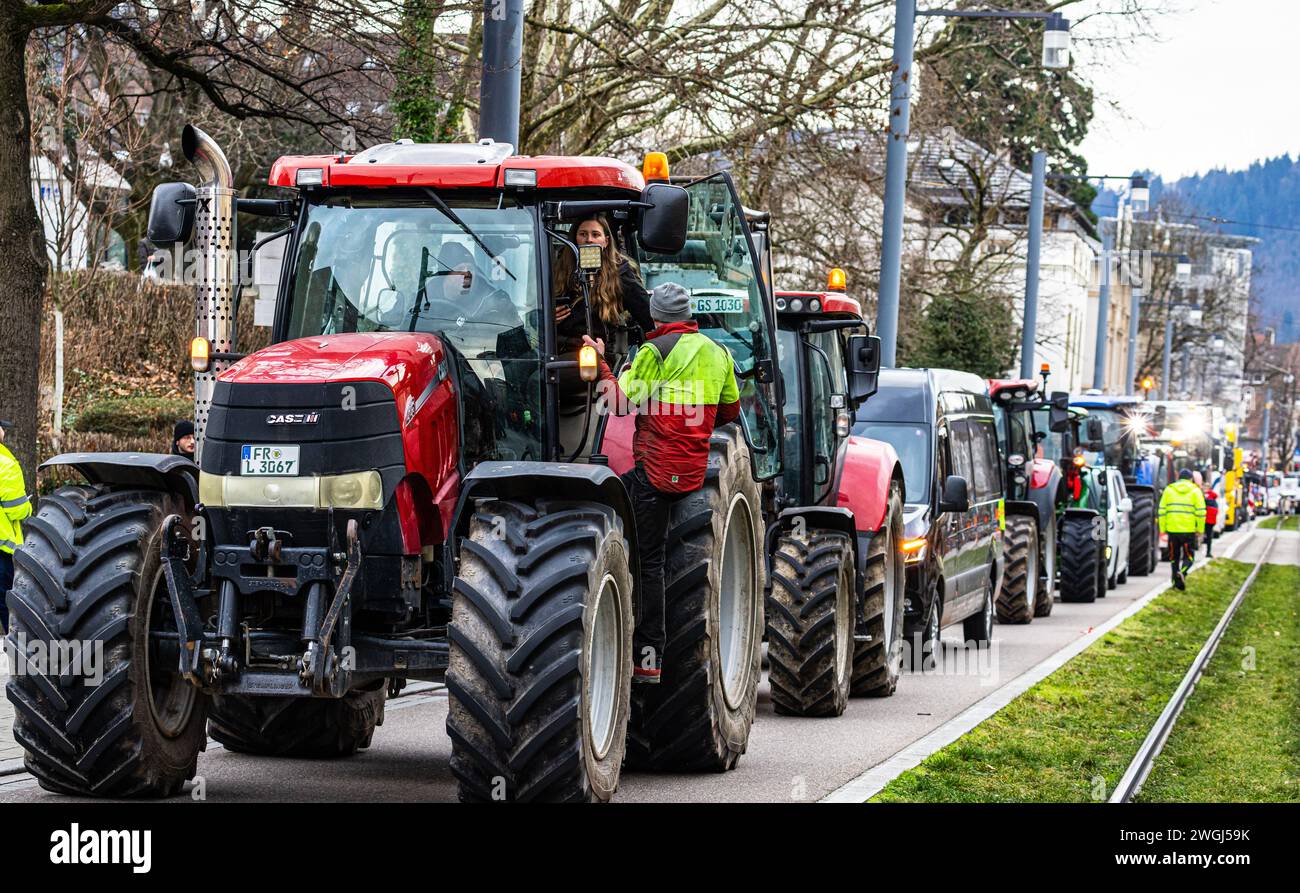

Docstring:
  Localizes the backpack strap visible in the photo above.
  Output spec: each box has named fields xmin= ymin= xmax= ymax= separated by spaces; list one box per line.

xmin=646 ymin=331 xmax=683 ymax=361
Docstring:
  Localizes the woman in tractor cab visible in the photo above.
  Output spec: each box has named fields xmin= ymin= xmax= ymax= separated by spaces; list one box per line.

xmin=551 ymin=214 xmax=653 ymax=362
xmin=550 ymin=215 xmax=653 ymax=455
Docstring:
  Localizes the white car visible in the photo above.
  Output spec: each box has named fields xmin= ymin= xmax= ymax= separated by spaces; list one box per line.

xmin=1280 ymin=476 xmax=1300 ymax=515
xmin=1104 ymin=468 xmax=1132 ymax=588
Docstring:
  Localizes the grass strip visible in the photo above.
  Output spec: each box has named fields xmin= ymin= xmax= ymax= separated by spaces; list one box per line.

xmin=1137 ymin=564 xmax=1300 ymax=802
xmin=1257 ymin=515 xmax=1298 ymax=531
xmin=871 ymin=559 xmax=1252 ymax=802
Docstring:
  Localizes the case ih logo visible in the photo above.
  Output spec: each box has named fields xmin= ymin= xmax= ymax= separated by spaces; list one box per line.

xmin=266 ymin=412 xmax=320 ymax=425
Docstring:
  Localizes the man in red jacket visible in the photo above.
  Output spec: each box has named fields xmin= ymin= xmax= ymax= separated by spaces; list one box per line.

xmin=583 ymin=282 xmax=740 ymax=683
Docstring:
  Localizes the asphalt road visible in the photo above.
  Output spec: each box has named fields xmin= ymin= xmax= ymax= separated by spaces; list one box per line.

xmin=3 ymin=523 xmax=1287 ymax=804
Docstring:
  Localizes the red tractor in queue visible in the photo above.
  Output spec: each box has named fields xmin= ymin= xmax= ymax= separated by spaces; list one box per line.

xmin=987 ymin=375 xmax=1073 ymax=622
xmin=6 ymin=127 xmax=802 ymax=802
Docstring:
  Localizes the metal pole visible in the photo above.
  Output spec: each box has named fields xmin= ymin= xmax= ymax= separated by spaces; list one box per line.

xmin=479 ymin=0 xmax=524 ymax=148
xmin=876 ymin=0 xmax=915 ymax=368
xmin=1092 ymin=217 xmax=1113 ymax=389
xmin=1019 ymin=150 xmax=1046 ymax=379
xmin=1125 ymin=287 xmax=1142 ymax=393
xmin=1262 ymin=385 xmax=1272 ymax=467
xmin=1160 ymin=315 xmax=1174 ymax=400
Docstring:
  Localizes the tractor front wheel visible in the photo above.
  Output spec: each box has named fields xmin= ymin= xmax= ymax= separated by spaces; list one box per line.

xmin=6 ymin=485 xmax=207 ymax=797
xmin=766 ymin=529 xmax=855 ymax=717
xmin=1058 ymin=514 xmax=1102 ymax=603
xmin=446 ymin=499 xmax=633 ymax=802
xmin=996 ymin=514 xmax=1038 ymax=624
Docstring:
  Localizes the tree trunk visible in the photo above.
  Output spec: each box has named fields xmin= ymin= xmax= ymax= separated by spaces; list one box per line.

xmin=0 ymin=16 xmax=47 ymax=493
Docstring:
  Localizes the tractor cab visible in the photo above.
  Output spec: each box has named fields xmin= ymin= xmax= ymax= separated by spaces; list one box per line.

xmin=257 ymin=143 xmax=783 ymax=479
xmin=770 ymin=270 xmax=880 ymax=509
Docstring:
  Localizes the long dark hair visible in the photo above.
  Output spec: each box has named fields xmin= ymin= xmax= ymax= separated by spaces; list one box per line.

xmin=550 ymin=214 xmax=638 ymax=326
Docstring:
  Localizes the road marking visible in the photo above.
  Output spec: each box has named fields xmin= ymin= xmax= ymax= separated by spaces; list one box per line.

xmin=819 ymin=527 xmax=1256 ymax=803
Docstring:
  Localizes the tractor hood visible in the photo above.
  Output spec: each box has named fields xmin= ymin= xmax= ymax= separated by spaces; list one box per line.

xmin=221 ymin=332 xmax=447 ymax=411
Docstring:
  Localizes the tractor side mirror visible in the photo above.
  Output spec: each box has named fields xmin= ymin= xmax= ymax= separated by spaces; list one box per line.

xmin=939 ymin=474 xmax=970 ymax=514
xmin=1086 ymin=416 xmax=1106 ymax=451
xmin=1119 ymin=496 xmax=1134 ymax=512
xmin=1223 ymin=452 xmax=1235 ymax=472
xmin=638 ymin=183 xmax=688 ymax=254
xmin=147 ymin=182 xmax=197 ymax=246
xmin=1048 ymin=391 xmax=1071 ymax=433
xmin=846 ymin=334 xmax=881 ymax=406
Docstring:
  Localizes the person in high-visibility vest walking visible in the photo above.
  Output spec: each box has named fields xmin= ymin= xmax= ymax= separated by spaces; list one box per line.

xmin=0 ymin=418 xmax=33 ymax=633
xmin=1159 ymin=469 xmax=1206 ymax=591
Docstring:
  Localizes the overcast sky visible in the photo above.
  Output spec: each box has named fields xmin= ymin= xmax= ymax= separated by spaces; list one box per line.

xmin=1075 ymin=0 xmax=1297 ymax=180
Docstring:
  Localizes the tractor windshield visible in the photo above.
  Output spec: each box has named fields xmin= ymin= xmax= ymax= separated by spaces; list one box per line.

xmin=283 ymin=195 xmax=544 ymax=462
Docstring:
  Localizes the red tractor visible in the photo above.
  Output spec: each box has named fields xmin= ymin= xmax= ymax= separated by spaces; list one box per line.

xmin=987 ymin=377 xmax=1072 ymax=622
xmin=6 ymin=126 xmax=901 ymax=800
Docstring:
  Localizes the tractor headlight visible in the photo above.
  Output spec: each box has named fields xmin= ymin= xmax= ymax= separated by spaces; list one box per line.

xmin=200 ymin=470 xmax=383 ymax=510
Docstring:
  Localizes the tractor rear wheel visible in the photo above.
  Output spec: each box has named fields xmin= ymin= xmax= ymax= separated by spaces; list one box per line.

xmin=208 ymin=684 xmax=386 ymax=757
xmin=766 ymin=529 xmax=855 ymax=717
xmin=996 ymin=514 xmax=1038 ymax=624
xmin=1058 ymin=514 xmax=1101 ymax=603
xmin=850 ymin=479 xmax=906 ymax=697
xmin=5 ymin=485 xmax=207 ymax=797
xmin=627 ymin=428 xmax=764 ymax=771
xmin=1127 ymin=491 xmax=1157 ymax=576
xmin=446 ymin=499 xmax=633 ymax=802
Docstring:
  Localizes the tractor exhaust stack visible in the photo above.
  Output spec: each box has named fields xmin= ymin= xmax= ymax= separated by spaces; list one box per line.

xmin=181 ymin=123 xmax=238 ymax=458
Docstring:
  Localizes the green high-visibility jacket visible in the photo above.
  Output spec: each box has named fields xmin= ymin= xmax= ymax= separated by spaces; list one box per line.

xmin=1158 ymin=479 xmax=1206 ymax=535
xmin=0 ymin=442 xmax=31 ymax=554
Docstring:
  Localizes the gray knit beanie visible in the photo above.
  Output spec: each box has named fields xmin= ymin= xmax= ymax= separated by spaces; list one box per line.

xmin=649 ymin=282 xmax=692 ymax=323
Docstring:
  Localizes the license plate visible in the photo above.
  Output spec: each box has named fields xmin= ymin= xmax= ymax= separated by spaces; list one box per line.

xmin=689 ymin=295 xmax=747 ymax=314
xmin=241 ymin=445 xmax=300 ymax=476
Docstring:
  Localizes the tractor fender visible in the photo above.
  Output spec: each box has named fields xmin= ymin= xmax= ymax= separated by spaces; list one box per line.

xmin=1004 ymin=498 xmax=1039 ymax=521
xmin=834 ymin=435 xmax=904 ymax=534
xmin=453 ymin=460 xmax=640 ymax=591
xmin=39 ymin=452 xmax=198 ymax=505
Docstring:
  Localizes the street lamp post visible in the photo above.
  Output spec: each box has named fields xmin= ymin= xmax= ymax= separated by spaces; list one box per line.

xmin=1019 ymin=150 xmax=1046 ymax=379
xmin=877 ymin=2 xmax=1070 ymax=367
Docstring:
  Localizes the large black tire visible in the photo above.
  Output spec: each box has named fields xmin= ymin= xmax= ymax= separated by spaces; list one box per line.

xmin=767 ymin=529 xmax=855 ymax=717
xmin=446 ymin=499 xmax=633 ymax=802
xmin=627 ymin=428 xmax=764 ymax=772
xmin=1034 ymin=517 xmax=1055 ymax=617
xmin=208 ymin=684 xmax=386 ymax=757
xmin=850 ymin=479 xmax=906 ymax=696
xmin=996 ymin=514 xmax=1038 ymax=624
xmin=905 ymin=569 xmax=941 ymax=672
xmin=1058 ymin=514 xmax=1101 ymax=603
xmin=1128 ymin=491 xmax=1157 ymax=576
xmin=5 ymin=485 xmax=207 ymax=797
xmin=962 ymin=574 xmax=995 ymax=644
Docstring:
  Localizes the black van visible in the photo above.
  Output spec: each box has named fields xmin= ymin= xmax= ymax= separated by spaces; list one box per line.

xmin=853 ymin=368 xmax=1004 ymax=668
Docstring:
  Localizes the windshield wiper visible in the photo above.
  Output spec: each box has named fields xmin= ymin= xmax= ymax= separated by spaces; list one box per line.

xmin=421 ymin=187 xmax=517 ymax=282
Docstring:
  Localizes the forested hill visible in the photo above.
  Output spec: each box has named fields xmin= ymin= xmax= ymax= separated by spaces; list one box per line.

xmin=1094 ymin=154 xmax=1300 ymax=342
